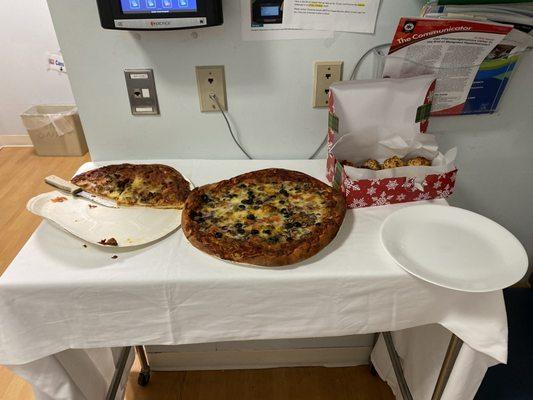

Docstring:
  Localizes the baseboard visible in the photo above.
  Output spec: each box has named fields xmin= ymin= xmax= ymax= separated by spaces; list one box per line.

xmin=0 ymin=135 xmax=33 ymax=147
xmin=147 ymin=346 xmax=372 ymax=371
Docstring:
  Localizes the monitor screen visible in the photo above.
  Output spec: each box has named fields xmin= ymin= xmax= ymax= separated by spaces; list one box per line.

xmin=260 ymin=6 xmax=280 ymax=17
xmin=120 ymin=0 xmax=198 ymax=14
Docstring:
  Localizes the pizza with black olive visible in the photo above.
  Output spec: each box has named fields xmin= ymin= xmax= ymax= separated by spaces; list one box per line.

xmin=181 ymin=168 xmax=346 ymax=267
xmin=71 ymin=164 xmax=191 ymax=209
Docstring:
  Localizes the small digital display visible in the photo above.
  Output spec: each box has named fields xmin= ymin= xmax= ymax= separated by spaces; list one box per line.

xmin=120 ymin=0 xmax=198 ymax=14
xmin=260 ymin=6 xmax=280 ymax=17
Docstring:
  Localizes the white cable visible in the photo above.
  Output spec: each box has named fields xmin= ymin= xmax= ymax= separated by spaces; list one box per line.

xmin=212 ymin=44 xmax=389 ymax=161
xmin=210 ymin=94 xmax=253 ymax=160
xmin=349 ymin=43 xmax=391 ymax=80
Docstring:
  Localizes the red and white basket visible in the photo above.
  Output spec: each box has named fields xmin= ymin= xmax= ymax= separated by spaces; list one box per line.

xmin=326 ymin=76 xmax=457 ymax=209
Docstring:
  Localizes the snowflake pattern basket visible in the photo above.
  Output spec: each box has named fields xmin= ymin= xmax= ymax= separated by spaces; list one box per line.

xmin=325 ymin=78 xmax=457 ymax=209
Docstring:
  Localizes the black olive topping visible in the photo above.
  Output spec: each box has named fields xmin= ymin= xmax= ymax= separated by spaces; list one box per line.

xmin=279 ymin=189 xmax=289 ymax=197
xmin=315 ymin=222 xmax=322 ymax=226
xmin=201 ymin=194 xmax=210 ymax=203
xmin=189 ymin=210 xmax=197 ymax=218
xmin=234 ymin=222 xmax=243 ymax=228
xmin=247 ymin=190 xmax=254 ymax=197
xmin=293 ymin=222 xmax=302 ymax=228
xmin=247 ymin=214 xmax=256 ymax=220
xmin=268 ymin=236 xmax=279 ymax=243
xmin=251 ymin=229 xmax=259 ymax=235
xmin=285 ymin=222 xmax=293 ymax=229
xmin=263 ymin=229 xmax=271 ymax=235
xmin=237 ymin=228 xmax=246 ymax=234
xmin=241 ymin=199 xmax=252 ymax=205
xmin=238 ymin=204 xmax=246 ymax=210
xmin=214 ymin=232 xmax=223 ymax=238
xmin=238 ymin=184 xmax=247 ymax=188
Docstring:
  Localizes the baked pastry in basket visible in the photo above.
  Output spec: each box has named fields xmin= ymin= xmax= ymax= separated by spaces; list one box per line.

xmin=382 ymin=156 xmax=405 ymax=169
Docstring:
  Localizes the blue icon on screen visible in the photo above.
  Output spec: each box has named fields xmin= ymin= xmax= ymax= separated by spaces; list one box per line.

xmin=147 ymin=0 xmax=156 ymax=8
xmin=130 ymin=0 xmax=140 ymax=8
xmin=179 ymin=0 xmax=188 ymax=7
xmin=162 ymin=0 xmax=172 ymax=7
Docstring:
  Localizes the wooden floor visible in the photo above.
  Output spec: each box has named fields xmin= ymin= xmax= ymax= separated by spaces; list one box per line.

xmin=0 ymin=147 xmax=393 ymax=400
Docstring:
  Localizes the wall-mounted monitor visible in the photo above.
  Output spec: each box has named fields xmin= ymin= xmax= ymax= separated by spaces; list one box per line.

xmin=96 ymin=0 xmax=223 ymax=30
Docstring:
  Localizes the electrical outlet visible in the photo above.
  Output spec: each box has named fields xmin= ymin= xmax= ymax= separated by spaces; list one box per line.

xmin=313 ymin=61 xmax=343 ymax=108
xmin=195 ymin=65 xmax=227 ymax=112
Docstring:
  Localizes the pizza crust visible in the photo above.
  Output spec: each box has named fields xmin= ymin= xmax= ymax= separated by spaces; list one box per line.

xmin=182 ymin=168 xmax=346 ymax=267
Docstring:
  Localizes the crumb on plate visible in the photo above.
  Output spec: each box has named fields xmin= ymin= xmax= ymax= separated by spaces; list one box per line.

xmin=98 ymin=238 xmax=118 ymax=246
xmin=51 ymin=196 xmax=68 ymax=203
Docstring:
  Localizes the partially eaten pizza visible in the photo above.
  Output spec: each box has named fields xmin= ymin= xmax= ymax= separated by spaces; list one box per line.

xmin=71 ymin=164 xmax=191 ymax=209
xmin=182 ymin=168 xmax=346 ymax=267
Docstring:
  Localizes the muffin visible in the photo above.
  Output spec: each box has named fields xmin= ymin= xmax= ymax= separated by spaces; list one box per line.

xmin=382 ymin=156 xmax=405 ymax=169
xmin=406 ymin=157 xmax=431 ymax=167
xmin=359 ymin=159 xmax=381 ymax=171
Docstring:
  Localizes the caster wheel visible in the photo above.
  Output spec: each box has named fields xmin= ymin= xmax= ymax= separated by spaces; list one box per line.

xmin=370 ymin=363 xmax=378 ymax=376
xmin=137 ymin=371 xmax=150 ymax=387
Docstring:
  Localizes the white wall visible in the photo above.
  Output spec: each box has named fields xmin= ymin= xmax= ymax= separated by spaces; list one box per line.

xmin=47 ymin=0 xmax=532 ymax=279
xmin=47 ymin=0 xmax=423 ymax=160
xmin=0 ymin=0 xmax=74 ymax=136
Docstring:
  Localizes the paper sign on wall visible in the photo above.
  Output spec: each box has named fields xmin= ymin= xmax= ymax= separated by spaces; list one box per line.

xmin=242 ymin=0 xmax=333 ymax=41
xmin=283 ymin=0 xmax=382 ymax=34
xmin=47 ymin=52 xmax=67 ymax=73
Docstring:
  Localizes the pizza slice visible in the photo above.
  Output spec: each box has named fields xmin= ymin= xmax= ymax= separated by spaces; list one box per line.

xmin=71 ymin=164 xmax=191 ymax=209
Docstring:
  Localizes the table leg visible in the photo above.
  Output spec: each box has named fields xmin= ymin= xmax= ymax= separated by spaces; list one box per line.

xmin=105 ymin=346 xmax=132 ymax=400
xmin=369 ymin=332 xmax=379 ymax=376
xmin=382 ymin=332 xmax=413 ymax=400
xmin=431 ymin=333 xmax=463 ymax=400
xmin=135 ymin=345 xmax=151 ymax=386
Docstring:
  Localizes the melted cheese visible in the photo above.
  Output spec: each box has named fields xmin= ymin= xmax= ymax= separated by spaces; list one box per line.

xmin=195 ymin=181 xmax=329 ymax=243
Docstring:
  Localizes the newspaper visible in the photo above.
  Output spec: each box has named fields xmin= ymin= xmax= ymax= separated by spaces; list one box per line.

xmin=382 ymin=18 xmax=513 ymax=115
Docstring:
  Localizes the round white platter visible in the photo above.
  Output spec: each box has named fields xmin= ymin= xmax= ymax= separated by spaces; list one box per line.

xmin=380 ymin=204 xmax=528 ymax=292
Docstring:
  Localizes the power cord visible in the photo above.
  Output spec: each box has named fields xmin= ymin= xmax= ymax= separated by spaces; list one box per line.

xmin=211 ymin=43 xmax=389 ymax=161
xmin=210 ymin=93 xmax=252 ymax=160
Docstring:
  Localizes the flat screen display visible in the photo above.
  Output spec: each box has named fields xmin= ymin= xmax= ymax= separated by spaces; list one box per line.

xmin=260 ymin=6 xmax=280 ymax=17
xmin=120 ymin=0 xmax=198 ymax=14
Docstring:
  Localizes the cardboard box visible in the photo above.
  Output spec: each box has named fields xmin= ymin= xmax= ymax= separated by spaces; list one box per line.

xmin=21 ymin=105 xmax=88 ymax=156
xmin=325 ymin=76 xmax=457 ymax=208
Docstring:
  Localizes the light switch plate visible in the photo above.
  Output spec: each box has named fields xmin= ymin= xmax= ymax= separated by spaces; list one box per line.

xmin=195 ymin=65 xmax=227 ymax=112
xmin=313 ymin=61 xmax=343 ymax=108
xmin=124 ymin=69 xmax=160 ymax=115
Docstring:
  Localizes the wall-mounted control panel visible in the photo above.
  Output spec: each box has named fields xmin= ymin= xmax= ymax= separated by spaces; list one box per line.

xmin=124 ymin=69 xmax=160 ymax=115
xmin=96 ymin=0 xmax=223 ymax=30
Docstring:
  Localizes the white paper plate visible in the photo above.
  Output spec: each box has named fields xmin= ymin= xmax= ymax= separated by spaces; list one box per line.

xmin=27 ymin=191 xmax=184 ymax=247
xmin=380 ymin=204 xmax=528 ymax=292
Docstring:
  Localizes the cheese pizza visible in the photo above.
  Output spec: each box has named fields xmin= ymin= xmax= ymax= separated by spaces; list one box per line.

xmin=182 ymin=168 xmax=346 ymax=266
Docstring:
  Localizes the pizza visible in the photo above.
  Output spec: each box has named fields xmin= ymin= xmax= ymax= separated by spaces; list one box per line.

xmin=182 ymin=168 xmax=346 ymax=267
xmin=71 ymin=164 xmax=191 ymax=209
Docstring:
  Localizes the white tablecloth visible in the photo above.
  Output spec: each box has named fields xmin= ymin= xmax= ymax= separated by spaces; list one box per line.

xmin=1 ymin=160 xmax=507 ymax=400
